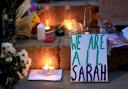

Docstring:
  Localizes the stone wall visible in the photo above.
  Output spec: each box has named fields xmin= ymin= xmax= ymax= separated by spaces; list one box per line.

xmin=59 ymin=46 xmax=70 ymax=69
xmin=39 ymin=5 xmax=98 ymax=26
xmin=17 ymin=46 xmax=71 ymax=69
xmin=17 ymin=46 xmax=59 ymax=69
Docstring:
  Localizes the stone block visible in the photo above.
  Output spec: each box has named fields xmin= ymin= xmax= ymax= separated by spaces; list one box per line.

xmin=59 ymin=46 xmax=71 ymax=69
xmin=16 ymin=46 xmax=59 ymax=69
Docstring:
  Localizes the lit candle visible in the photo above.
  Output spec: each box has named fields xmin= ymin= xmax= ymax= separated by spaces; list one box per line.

xmin=45 ymin=19 xmax=50 ymax=31
xmin=64 ymin=19 xmax=73 ymax=30
xmin=84 ymin=32 xmax=90 ymax=34
xmin=43 ymin=64 xmax=49 ymax=73
xmin=42 ymin=59 xmax=55 ymax=75
xmin=42 ymin=65 xmax=55 ymax=75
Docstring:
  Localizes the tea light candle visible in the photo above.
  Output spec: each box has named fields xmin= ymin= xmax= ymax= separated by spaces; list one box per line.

xmin=45 ymin=26 xmax=50 ymax=30
xmin=42 ymin=65 xmax=55 ymax=75
xmin=68 ymin=29 xmax=77 ymax=35
xmin=84 ymin=32 xmax=90 ymax=34
xmin=43 ymin=64 xmax=49 ymax=72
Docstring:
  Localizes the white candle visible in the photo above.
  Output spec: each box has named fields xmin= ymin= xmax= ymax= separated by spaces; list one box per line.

xmin=42 ymin=64 xmax=55 ymax=75
xmin=37 ymin=23 xmax=45 ymax=40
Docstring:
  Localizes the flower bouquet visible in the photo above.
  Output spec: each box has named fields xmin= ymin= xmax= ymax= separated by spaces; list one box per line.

xmin=0 ymin=42 xmax=31 ymax=89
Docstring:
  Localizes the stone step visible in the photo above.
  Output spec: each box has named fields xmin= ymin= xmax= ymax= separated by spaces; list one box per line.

xmin=14 ymin=33 xmax=71 ymax=69
xmin=14 ymin=36 xmax=70 ymax=47
xmin=16 ymin=45 xmax=70 ymax=70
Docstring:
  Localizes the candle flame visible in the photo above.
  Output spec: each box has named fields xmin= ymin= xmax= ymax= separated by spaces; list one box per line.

xmin=43 ymin=64 xmax=49 ymax=69
xmin=45 ymin=19 xmax=50 ymax=30
xmin=46 ymin=20 xmax=49 ymax=26
xmin=63 ymin=19 xmax=78 ymax=31
xmin=64 ymin=19 xmax=73 ymax=30
xmin=43 ymin=59 xmax=53 ymax=68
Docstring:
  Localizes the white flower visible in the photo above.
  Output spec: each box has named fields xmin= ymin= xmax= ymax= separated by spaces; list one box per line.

xmin=22 ymin=69 xmax=28 ymax=76
xmin=1 ymin=42 xmax=16 ymax=55
xmin=27 ymin=57 xmax=32 ymax=65
xmin=9 ymin=47 xmax=16 ymax=55
xmin=0 ymin=53 xmax=6 ymax=58
xmin=16 ymin=49 xmax=28 ymax=61
xmin=17 ymin=72 xmax=24 ymax=79
xmin=0 ymin=42 xmax=32 ymax=80
xmin=16 ymin=49 xmax=31 ymax=73
xmin=17 ymin=49 xmax=32 ymax=66
xmin=3 ymin=14 xmax=8 ymax=20
xmin=26 ymin=63 xmax=31 ymax=71
xmin=17 ymin=69 xmax=29 ymax=79
xmin=5 ymin=57 xmax=13 ymax=62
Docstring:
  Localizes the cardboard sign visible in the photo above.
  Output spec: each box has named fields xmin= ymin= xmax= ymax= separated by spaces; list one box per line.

xmin=71 ymin=34 xmax=108 ymax=82
xmin=99 ymin=0 xmax=128 ymax=25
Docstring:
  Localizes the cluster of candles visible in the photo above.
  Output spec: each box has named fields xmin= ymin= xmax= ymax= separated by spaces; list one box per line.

xmin=63 ymin=19 xmax=77 ymax=34
xmin=63 ymin=19 xmax=83 ymax=35
xmin=42 ymin=59 xmax=55 ymax=75
xmin=36 ymin=4 xmax=93 ymax=40
xmin=37 ymin=17 xmax=84 ymax=41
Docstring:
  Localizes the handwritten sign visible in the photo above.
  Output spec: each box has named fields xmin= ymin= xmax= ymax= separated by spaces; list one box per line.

xmin=71 ymin=34 xmax=108 ymax=82
xmin=99 ymin=0 xmax=128 ymax=25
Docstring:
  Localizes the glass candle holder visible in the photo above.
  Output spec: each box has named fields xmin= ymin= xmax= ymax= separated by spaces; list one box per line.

xmin=42 ymin=66 xmax=55 ymax=75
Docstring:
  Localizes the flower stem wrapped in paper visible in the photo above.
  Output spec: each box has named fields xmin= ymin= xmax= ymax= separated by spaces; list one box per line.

xmin=15 ymin=0 xmax=32 ymax=38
